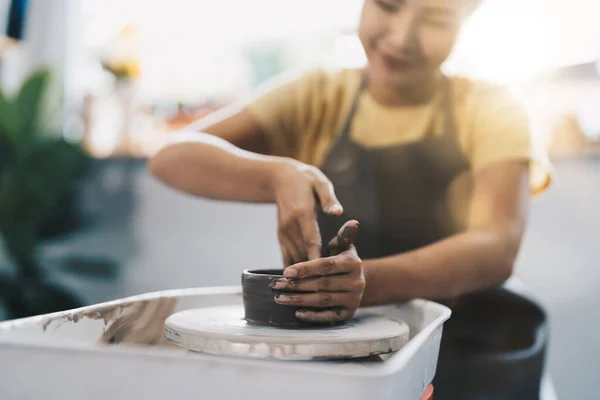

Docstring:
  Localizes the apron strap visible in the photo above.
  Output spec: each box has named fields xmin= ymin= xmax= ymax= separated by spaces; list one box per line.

xmin=442 ymin=76 xmax=456 ymax=139
xmin=423 ymin=75 xmax=455 ymax=139
xmin=338 ymin=71 xmax=368 ymax=141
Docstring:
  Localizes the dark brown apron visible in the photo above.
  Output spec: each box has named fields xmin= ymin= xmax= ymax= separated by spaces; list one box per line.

xmin=317 ymin=74 xmax=547 ymax=399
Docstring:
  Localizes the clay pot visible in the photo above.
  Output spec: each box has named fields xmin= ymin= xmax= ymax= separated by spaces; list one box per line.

xmin=241 ymin=221 xmax=360 ymax=328
xmin=242 ymin=269 xmax=308 ymax=328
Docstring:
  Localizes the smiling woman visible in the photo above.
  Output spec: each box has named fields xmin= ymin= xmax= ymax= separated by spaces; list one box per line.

xmin=149 ymin=0 xmax=555 ymax=397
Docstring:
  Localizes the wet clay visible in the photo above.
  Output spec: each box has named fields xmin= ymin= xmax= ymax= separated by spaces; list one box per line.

xmin=41 ymin=297 xmax=178 ymax=345
xmin=242 ymin=220 xmax=360 ymax=328
xmin=242 ymin=269 xmax=308 ymax=328
xmin=42 ymin=304 xmax=125 ymax=331
xmin=98 ymin=297 xmax=177 ymax=345
xmin=327 ymin=220 xmax=359 ymax=256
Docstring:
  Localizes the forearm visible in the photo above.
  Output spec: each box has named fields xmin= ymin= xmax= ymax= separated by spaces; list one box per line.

xmin=361 ymin=229 xmax=519 ymax=306
xmin=149 ymin=131 xmax=287 ymax=203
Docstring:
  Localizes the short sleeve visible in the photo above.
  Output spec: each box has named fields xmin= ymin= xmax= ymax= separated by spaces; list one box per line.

xmin=469 ymin=86 xmax=552 ymax=195
xmin=245 ymin=68 xmax=325 ymax=158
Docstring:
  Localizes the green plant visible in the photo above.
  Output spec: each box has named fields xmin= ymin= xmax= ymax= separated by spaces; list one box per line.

xmin=0 ymin=68 xmax=90 ymax=318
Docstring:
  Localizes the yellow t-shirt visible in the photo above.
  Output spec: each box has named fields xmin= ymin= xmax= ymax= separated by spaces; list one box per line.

xmin=246 ymin=68 xmax=550 ymax=194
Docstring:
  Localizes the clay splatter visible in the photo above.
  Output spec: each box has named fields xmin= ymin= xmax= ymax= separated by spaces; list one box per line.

xmin=98 ymin=298 xmax=177 ymax=346
xmin=41 ymin=297 xmax=177 ymax=347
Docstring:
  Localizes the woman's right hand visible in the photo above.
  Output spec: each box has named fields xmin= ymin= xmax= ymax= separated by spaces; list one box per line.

xmin=271 ymin=159 xmax=343 ymax=267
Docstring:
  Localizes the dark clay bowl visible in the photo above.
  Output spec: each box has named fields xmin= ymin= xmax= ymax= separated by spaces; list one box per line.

xmin=242 ymin=269 xmax=309 ymax=328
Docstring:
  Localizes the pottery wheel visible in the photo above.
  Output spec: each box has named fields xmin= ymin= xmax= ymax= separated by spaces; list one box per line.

xmin=165 ymin=305 xmax=409 ymax=360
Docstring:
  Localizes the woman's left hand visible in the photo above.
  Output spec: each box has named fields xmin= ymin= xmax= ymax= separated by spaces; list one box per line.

xmin=271 ymin=221 xmax=365 ymax=324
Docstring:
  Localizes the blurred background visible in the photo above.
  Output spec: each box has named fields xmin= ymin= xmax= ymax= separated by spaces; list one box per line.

xmin=0 ymin=0 xmax=598 ymax=398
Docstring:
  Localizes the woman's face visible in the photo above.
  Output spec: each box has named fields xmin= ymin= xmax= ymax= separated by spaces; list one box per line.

xmin=359 ymin=0 xmax=470 ymax=89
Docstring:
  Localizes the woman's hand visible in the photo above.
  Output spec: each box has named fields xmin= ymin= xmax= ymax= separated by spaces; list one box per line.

xmin=271 ymin=159 xmax=343 ymax=266
xmin=271 ymin=221 xmax=365 ymax=324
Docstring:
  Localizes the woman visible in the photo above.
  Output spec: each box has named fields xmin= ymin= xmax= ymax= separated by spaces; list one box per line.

xmin=150 ymin=0 xmax=550 ymax=398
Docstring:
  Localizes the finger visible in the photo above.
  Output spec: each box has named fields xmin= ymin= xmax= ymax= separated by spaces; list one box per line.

xmin=284 ymin=248 xmax=360 ymax=279
xmin=288 ymin=221 xmax=309 ymax=262
xmin=271 ymin=275 xmax=361 ymax=293
xmin=279 ymin=208 xmax=307 ymax=264
xmin=280 ymin=244 xmax=291 ymax=268
xmin=295 ymin=308 xmax=355 ymax=324
xmin=327 ymin=236 xmax=339 ymax=257
xmin=337 ymin=220 xmax=359 ymax=249
xmin=311 ymin=173 xmax=343 ymax=215
xmin=279 ymin=223 xmax=308 ymax=265
xmin=298 ymin=212 xmax=322 ymax=261
xmin=328 ymin=220 xmax=359 ymax=256
xmin=278 ymin=233 xmax=303 ymax=266
xmin=274 ymin=292 xmax=356 ymax=308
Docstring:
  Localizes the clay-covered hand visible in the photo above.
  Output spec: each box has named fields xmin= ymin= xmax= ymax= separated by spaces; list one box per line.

xmin=271 ymin=221 xmax=365 ymax=324
xmin=272 ymin=159 xmax=343 ymax=267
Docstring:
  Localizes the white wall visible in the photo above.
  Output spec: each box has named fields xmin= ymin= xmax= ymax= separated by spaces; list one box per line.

xmin=0 ymin=0 xmax=84 ymax=133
